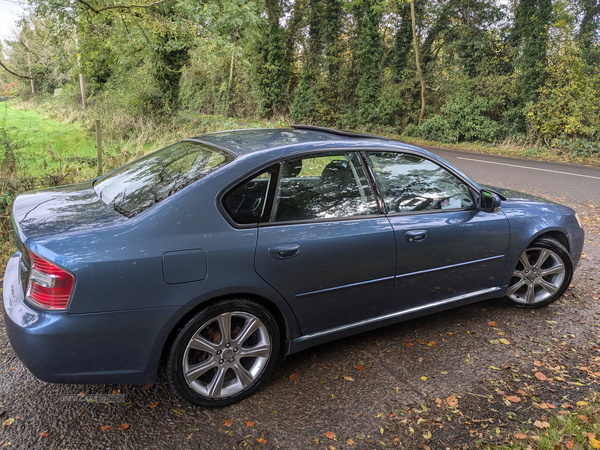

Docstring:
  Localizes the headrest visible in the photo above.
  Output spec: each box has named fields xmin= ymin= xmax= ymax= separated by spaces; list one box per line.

xmin=282 ymin=159 xmax=303 ymax=178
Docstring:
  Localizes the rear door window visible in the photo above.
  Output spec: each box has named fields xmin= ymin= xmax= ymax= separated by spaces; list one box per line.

xmin=95 ymin=141 xmax=234 ymax=217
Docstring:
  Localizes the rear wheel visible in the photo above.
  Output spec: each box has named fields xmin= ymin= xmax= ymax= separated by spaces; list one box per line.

xmin=166 ymin=299 xmax=280 ymax=407
xmin=504 ymin=237 xmax=572 ymax=309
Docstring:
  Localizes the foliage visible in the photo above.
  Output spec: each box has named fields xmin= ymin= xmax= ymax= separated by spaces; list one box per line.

xmin=0 ymin=0 xmax=599 ymax=156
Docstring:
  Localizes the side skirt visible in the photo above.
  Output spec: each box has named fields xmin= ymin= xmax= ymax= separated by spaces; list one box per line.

xmin=287 ymin=287 xmax=504 ymax=354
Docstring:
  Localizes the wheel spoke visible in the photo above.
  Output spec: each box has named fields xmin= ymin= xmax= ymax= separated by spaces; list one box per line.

xmin=231 ymin=361 xmax=254 ymax=388
xmin=537 ymin=278 xmax=559 ymax=295
xmin=233 ymin=317 xmax=261 ymax=347
xmin=189 ymin=334 xmax=219 ymax=354
xmin=512 ymin=269 xmax=526 ymax=278
xmin=541 ymin=263 xmax=564 ymax=277
xmin=519 ymin=253 xmax=532 ymax=270
xmin=238 ymin=342 xmax=270 ymax=359
xmin=525 ymin=283 xmax=536 ymax=304
xmin=507 ymin=279 xmax=526 ymax=296
xmin=534 ymin=249 xmax=551 ymax=269
xmin=216 ymin=313 xmax=232 ymax=344
xmin=184 ymin=358 xmax=218 ymax=384
xmin=206 ymin=366 xmax=227 ymax=398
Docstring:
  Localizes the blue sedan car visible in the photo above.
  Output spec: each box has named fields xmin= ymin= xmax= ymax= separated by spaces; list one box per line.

xmin=2 ymin=126 xmax=584 ymax=406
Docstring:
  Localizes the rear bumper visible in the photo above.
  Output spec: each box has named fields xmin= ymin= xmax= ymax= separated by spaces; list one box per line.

xmin=3 ymin=252 xmax=186 ymax=385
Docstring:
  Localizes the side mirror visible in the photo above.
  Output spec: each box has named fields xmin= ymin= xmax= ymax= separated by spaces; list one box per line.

xmin=479 ymin=190 xmax=501 ymax=213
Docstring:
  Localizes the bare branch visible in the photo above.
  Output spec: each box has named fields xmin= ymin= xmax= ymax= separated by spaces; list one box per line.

xmin=74 ymin=0 xmax=167 ymax=14
xmin=0 ymin=60 xmax=31 ymax=79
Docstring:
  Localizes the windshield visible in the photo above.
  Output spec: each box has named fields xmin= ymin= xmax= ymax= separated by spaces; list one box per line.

xmin=94 ymin=141 xmax=235 ymax=217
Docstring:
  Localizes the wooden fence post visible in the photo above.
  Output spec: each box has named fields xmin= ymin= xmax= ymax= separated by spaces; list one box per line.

xmin=95 ymin=119 xmax=103 ymax=175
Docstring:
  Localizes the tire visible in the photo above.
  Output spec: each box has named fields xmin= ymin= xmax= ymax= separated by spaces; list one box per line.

xmin=166 ymin=299 xmax=280 ymax=407
xmin=504 ymin=237 xmax=573 ymax=309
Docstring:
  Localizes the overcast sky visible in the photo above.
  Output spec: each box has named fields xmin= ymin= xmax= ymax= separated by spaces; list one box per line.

xmin=0 ymin=0 xmax=25 ymax=42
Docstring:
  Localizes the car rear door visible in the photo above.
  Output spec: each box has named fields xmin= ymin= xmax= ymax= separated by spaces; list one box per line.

xmin=254 ymin=152 xmax=396 ymax=336
xmin=364 ymin=151 xmax=510 ymax=313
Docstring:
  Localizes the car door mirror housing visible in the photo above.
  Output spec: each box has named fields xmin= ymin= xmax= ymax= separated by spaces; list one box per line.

xmin=479 ymin=190 xmax=501 ymax=213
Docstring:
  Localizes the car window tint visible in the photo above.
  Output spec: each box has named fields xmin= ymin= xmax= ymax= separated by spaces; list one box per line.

xmin=223 ymin=170 xmax=273 ymax=224
xmin=95 ymin=141 xmax=234 ymax=217
xmin=366 ymin=152 xmax=474 ymax=213
xmin=273 ymin=153 xmax=378 ymax=222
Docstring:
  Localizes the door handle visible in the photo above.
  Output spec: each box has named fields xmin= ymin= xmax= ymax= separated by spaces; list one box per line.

xmin=268 ymin=244 xmax=300 ymax=260
xmin=405 ymin=230 xmax=427 ymax=243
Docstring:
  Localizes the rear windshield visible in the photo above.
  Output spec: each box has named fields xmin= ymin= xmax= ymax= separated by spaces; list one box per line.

xmin=94 ymin=141 xmax=234 ymax=217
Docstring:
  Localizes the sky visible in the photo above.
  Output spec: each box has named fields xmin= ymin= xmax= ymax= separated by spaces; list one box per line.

xmin=0 ymin=0 xmax=25 ymax=41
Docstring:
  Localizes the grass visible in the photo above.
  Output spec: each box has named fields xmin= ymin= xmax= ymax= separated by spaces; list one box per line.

xmin=2 ymin=102 xmax=98 ymax=179
xmin=483 ymin=392 xmax=600 ymax=450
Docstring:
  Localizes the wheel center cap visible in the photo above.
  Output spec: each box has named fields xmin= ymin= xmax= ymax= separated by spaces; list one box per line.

xmin=223 ymin=348 xmax=234 ymax=360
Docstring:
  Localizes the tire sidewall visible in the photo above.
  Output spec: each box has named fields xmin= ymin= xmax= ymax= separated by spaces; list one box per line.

xmin=506 ymin=237 xmax=573 ymax=309
xmin=166 ymin=299 xmax=280 ymax=407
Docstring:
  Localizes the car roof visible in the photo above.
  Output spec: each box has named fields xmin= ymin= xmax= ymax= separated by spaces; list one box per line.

xmin=191 ymin=126 xmax=426 ymax=157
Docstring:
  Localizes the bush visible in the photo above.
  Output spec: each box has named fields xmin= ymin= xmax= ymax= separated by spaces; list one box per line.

xmin=420 ymin=114 xmax=455 ymax=143
xmin=402 ymin=123 xmax=421 ymax=138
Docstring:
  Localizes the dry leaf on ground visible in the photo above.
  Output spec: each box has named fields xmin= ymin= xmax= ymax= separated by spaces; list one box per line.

xmin=325 ymin=431 xmax=336 ymax=439
xmin=224 ymin=419 xmax=233 ymax=427
xmin=289 ymin=373 xmax=299 ymax=381
xmin=535 ymin=372 xmax=547 ymax=381
xmin=120 ymin=423 xmax=129 ymax=431
xmin=446 ymin=396 xmax=458 ymax=407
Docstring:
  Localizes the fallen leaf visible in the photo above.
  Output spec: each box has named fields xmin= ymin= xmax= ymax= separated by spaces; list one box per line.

xmin=428 ymin=341 xmax=436 ymax=346
xmin=563 ymin=403 xmax=573 ymax=409
xmin=101 ymin=425 xmax=111 ymax=431
xmin=289 ymin=373 xmax=299 ymax=381
xmin=590 ymin=438 xmax=600 ymax=449
xmin=389 ymin=412 xmax=397 ymax=418
xmin=112 ymin=390 xmax=120 ymax=395
xmin=534 ymin=360 xmax=543 ymax=367
xmin=3 ymin=418 xmax=14 ymax=427
xmin=257 ymin=438 xmax=266 ymax=445
xmin=143 ymin=385 xmax=153 ymax=390
xmin=488 ymin=321 xmax=498 ymax=327
xmin=577 ymin=401 xmax=589 ymax=407
xmin=326 ymin=431 xmax=336 ymax=440
xmin=506 ymin=396 xmax=521 ymax=403
xmin=499 ymin=338 xmax=511 ymax=345
xmin=578 ymin=415 xmax=590 ymax=423
xmin=515 ymin=432 xmax=527 ymax=439
xmin=497 ymin=331 xmax=505 ymax=336
xmin=534 ymin=420 xmax=550 ymax=428
xmin=150 ymin=401 xmax=160 ymax=408
xmin=423 ymin=431 xmax=432 ymax=440
xmin=535 ymin=372 xmax=547 ymax=381
xmin=355 ymin=366 xmax=366 ymax=371
xmin=587 ymin=433 xmax=597 ymax=439
xmin=77 ymin=392 xmax=86 ymax=398
xmin=119 ymin=423 xmax=129 ymax=431
xmin=421 ymin=376 xmax=427 ymax=381
xmin=343 ymin=376 xmax=354 ymax=382
xmin=567 ymin=439 xmax=575 ymax=449
xmin=405 ymin=342 xmax=414 ymax=346
xmin=347 ymin=439 xmax=355 ymax=445
xmin=246 ymin=421 xmax=255 ymax=427
xmin=446 ymin=396 xmax=458 ymax=407
xmin=40 ymin=432 xmax=49 ymax=438
xmin=416 ymin=340 xmax=424 ymax=344
xmin=172 ymin=409 xmax=184 ymax=415
xmin=224 ymin=419 xmax=233 ymax=427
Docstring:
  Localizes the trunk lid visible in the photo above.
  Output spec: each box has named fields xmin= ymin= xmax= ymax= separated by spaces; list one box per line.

xmin=12 ymin=181 xmax=126 ymax=245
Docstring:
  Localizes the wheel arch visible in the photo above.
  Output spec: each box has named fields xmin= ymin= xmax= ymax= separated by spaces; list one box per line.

xmin=158 ymin=293 xmax=293 ymax=373
xmin=533 ymin=230 xmax=570 ymax=253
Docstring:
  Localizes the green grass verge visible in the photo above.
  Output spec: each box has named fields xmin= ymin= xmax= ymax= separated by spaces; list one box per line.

xmin=483 ymin=392 xmax=600 ymax=450
xmin=2 ymin=102 xmax=98 ymax=179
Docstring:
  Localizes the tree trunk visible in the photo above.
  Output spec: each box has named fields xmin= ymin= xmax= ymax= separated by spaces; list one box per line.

xmin=27 ymin=52 xmax=34 ymax=94
xmin=410 ymin=1 xmax=425 ymax=126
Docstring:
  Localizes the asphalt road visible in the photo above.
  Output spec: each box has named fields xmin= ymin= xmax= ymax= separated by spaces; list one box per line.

xmin=425 ymin=147 xmax=600 ymax=203
xmin=0 ymin=149 xmax=599 ymax=450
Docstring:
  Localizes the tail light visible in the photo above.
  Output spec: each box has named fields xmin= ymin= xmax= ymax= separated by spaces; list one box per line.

xmin=25 ymin=251 xmax=74 ymax=310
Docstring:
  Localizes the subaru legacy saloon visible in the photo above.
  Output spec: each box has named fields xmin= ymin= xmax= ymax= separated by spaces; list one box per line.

xmin=3 ymin=125 xmax=584 ymax=407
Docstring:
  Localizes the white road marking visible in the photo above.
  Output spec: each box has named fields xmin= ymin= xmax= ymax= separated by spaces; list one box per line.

xmin=455 ymin=157 xmax=600 ymax=180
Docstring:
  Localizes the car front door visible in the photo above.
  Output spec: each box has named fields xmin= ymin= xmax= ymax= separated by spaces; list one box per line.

xmin=364 ymin=151 xmax=510 ymax=313
xmin=254 ymin=152 xmax=396 ymax=336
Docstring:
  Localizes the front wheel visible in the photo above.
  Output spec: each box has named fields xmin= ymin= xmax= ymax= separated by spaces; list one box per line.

xmin=166 ymin=299 xmax=280 ymax=407
xmin=504 ymin=237 xmax=573 ymax=309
